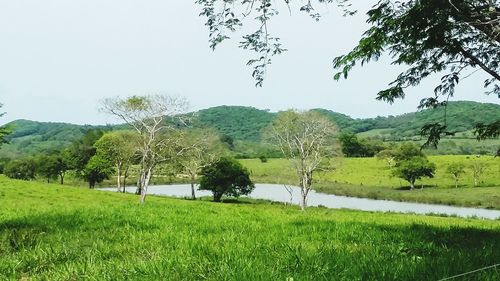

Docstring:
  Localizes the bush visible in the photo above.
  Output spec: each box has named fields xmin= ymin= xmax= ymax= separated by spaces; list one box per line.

xmin=199 ymin=157 xmax=254 ymax=202
xmin=4 ymin=158 xmax=36 ymax=180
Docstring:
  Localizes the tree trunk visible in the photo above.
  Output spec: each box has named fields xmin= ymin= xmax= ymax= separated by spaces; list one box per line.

xmin=455 ymin=178 xmax=458 ymax=188
xmin=410 ymin=181 xmax=415 ymax=190
xmin=474 ymin=177 xmax=478 ymax=187
xmin=59 ymin=173 xmax=64 ymax=185
xmin=116 ymin=165 xmax=122 ymax=193
xmin=190 ymin=174 xmax=196 ymax=200
xmin=139 ymin=167 xmax=153 ymax=204
xmin=123 ymin=168 xmax=129 ymax=193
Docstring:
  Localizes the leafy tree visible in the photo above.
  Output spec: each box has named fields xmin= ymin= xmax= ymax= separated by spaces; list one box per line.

xmin=376 ymin=148 xmax=397 ymax=168
xmin=199 ymin=157 xmax=254 ymax=202
xmin=469 ymin=159 xmax=487 ymax=186
xmin=65 ymin=129 xmax=105 ymax=177
xmin=4 ymin=158 xmax=36 ymax=181
xmin=338 ymin=132 xmax=385 ymax=157
xmin=392 ymin=156 xmax=436 ymax=190
xmin=83 ymin=155 xmax=114 ymax=189
xmin=394 ymin=142 xmax=425 ymax=161
xmin=102 ymin=95 xmax=191 ymax=203
xmin=267 ymin=110 xmax=340 ymax=210
xmin=36 ymin=155 xmax=60 ymax=183
xmin=447 ymin=162 xmax=466 ymax=188
xmin=0 ymin=103 xmax=10 ymax=146
xmin=94 ymin=131 xmax=140 ymax=192
xmin=197 ymin=0 xmax=499 ymax=142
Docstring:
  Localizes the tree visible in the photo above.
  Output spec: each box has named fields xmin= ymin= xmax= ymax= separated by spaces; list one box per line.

xmin=94 ymin=131 xmax=140 ymax=192
xmin=392 ymin=156 xmax=436 ymax=189
xmin=447 ymin=162 xmax=466 ymax=188
xmin=0 ymin=103 xmax=10 ymax=146
xmin=199 ymin=157 xmax=254 ymax=202
xmin=4 ymin=158 xmax=36 ymax=181
xmin=102 ymin=95 xmax=191 ymax=203
xmin=338 ymin=132 xmax=384 ymax=157
xmin=177 ymin=129 xmax=227 ymax=200
xmin=267 ymin=110 xmax=339 ymax=210
xmin=394 ymin=142 xmax=425 ymax=162
xmin=376 ymin=148 xmax=397 ymax=168
xmin=65 ymin=129 xmax=105 ymax=178
xmin=197 ymin=0 xmax=499 ymax=141
xmin=469 ymin=159 xmax=487 ymax=186
xmin=36 ymin=155 xmax=60 ymax=183
xmin=83 ymin=155 xmax=114 ymax=189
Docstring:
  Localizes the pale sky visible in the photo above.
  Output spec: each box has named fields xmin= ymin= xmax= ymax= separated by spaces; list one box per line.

xmin=0 ymin=0 xmax=498 ymax=125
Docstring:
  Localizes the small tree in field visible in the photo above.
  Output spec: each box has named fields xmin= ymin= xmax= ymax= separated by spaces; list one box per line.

xmin=446 ymin=162 xmax=465 ymax=188
xmin=83 ymin=155 xmax=114 ymax=189
xmin=393 ymin=157 xmax=436 ymax=190
xmin=94 ymin=131 xmax=140 ymax=192
xmin=199 ymin=157 xmax=254 ymax=202
xmin=4 ymin=158 xmax=36 ymax=181
xmin=268 ymin=110 xmax=339 ymax=210
xmin=469 ymin=160 xmax=486 ymax=187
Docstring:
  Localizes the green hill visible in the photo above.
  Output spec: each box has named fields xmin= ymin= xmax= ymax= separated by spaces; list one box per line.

xmin=192 ymin=105 xmax=275 ymax=141
xmin=0 ymin=101 xmax=498 ymax=158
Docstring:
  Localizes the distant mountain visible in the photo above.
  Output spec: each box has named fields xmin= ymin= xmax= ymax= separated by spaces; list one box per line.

xmin=0 ymin=101 xmax=498 ymax=158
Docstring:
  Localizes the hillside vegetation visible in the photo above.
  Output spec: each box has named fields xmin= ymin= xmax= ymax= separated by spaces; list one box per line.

xmin=0 ymin=101 xmax=498 ymax=158
xmin=1 ymin=177 xmax=499 ymax=280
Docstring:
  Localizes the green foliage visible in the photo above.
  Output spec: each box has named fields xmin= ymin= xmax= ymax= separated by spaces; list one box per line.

xmin=35 ymin=155 xmax=66 ymax=183
xmin=4 ymin=158 xmax=36 ymax=180
xmin=83 ymin=155 xmax=114 ymax=189
xmin=199 ymin=157 xmax=254 ymax=202
xmin=393 ymin=157 xmax=437 ymax=189
xmin=1 ymin=177 xmax=500 ymax=280
xmin=193 ymin=106 xmax=275 ymax=142
xmin=446 ymin=162 xmax=466 ymax=188
xmin=65 ymin=129 xmax=105 ymax=177
xmin=338 ymin=132 xmax=385 ymax=157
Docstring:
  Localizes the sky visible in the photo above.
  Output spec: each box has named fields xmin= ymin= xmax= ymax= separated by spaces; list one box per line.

xmin=0 ymin=0 xmax=498 ymax=125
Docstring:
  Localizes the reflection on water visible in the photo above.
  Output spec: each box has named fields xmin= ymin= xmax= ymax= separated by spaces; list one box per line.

xmin=99 ymin=184 xmax=500 ymax=219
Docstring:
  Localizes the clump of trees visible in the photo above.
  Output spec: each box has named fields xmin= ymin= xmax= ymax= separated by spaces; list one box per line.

xmin=199 ymin=157 xmax=254 ymax=202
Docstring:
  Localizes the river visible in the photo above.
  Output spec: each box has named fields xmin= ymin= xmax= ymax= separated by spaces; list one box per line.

xmin=99 ymin=184 xmax=500 ymax=219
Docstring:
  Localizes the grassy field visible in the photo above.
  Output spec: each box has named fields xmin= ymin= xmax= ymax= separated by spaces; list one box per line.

xmin=1 ymin=177 xmax=499 ymax=280
xmin=240 ymin=155 xmax=500 ymax=209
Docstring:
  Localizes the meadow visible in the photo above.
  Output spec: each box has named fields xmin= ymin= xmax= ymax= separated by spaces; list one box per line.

xmin=240 ymin=155 xmax=500 ymax=209
xmin=1 ymin=177 xmax=500 ymax=280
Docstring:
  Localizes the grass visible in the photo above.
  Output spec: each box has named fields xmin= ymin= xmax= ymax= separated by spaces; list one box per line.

xmin=1 ymin=177 xmax=500 ymax=280
xmin=240 ymin=155 xmax=500 ymax=209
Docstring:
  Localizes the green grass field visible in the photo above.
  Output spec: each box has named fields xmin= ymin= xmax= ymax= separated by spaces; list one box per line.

xmin=240 ymin=155 xmax=500 ymax=209
xmin=1 ymin=177 xmax=500 ymax=280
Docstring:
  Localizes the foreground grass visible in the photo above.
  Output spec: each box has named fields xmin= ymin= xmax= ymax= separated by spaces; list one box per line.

xmin=241 ymin=156 xmax=500 ymax=209
xmin=1 ymin=177 xmax=500 ymax=280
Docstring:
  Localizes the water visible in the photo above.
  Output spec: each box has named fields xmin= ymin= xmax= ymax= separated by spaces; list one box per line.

xmin=100 ymin=184 xmax=500 ymax=220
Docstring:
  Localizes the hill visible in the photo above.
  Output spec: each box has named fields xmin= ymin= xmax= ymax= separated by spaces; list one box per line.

xmin=1 ymin=176 xmax=499 ymax=280
xmin=0 ymin=101 xmax=498 ymax=158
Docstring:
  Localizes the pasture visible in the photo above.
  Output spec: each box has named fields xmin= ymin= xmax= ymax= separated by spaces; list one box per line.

xmin=240 ymin=155 xmax=500 ymax=209
xmin=1 ymin=177 xmax=499 ymax=280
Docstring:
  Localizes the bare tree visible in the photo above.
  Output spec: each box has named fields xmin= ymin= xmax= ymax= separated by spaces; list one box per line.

xmin=268 ymin=110 xmax=340 ymax=210
xmin=102 ymin=95 xmax=190 ymax=203
xmin=177 ymin=129 xmax=227 ymax=200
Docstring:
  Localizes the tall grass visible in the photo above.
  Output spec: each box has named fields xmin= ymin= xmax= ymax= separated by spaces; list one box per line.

xmin=1 ymin=177 xmax=500 ymax=280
